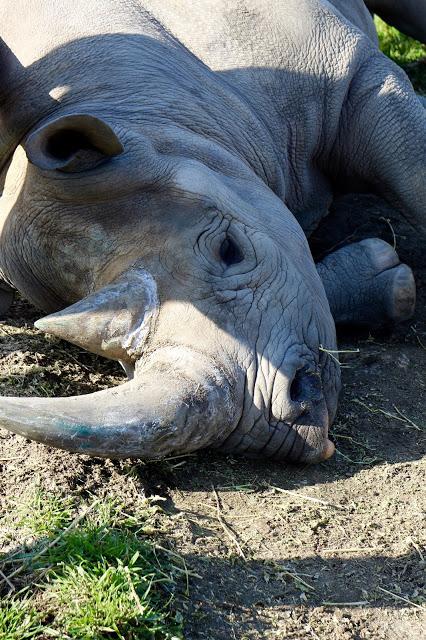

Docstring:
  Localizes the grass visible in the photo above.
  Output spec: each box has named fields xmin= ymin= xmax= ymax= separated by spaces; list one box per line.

xmin=375 ymin=16 xmax=426 ymax=92
xmin=11 ymin=486 xmax=75 ymax=537
xmin=352 ymin=399 xmax=424 ymax=431
xmin=375 ymin=16 xmax=426 ymax=64
xmin=0 ymin=489 xmax=184 ymax=639
xmin=0 ymin=600 xmax=43 ymax=640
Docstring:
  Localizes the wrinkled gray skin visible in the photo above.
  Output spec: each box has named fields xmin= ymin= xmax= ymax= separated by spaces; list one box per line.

xmin=0 ymin=0 xmax=424 ymax=464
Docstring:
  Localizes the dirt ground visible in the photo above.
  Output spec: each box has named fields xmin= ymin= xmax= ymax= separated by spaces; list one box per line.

xmin=0 ymin=195 xmax=425 ymax=639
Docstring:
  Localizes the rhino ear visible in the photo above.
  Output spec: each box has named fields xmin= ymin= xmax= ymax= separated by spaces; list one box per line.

xmin=24 ymin=114 xmax=123 ymax=173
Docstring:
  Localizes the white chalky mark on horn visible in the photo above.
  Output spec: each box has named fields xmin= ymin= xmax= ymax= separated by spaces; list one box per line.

xmin=121 ymin=269 xmax=159 ymax=358
xmin=34 ymin=265 xmax=159 ymax=362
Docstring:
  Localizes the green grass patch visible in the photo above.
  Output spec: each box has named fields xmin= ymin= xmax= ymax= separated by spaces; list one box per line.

xmin=0 ymin=494 xmax=185 ymax=639
xmin=375 ymin=16 xmax=426 ymax=92
xmin=11 ymin=486 xmax=74 ymax=537
xmin=375 ymin=16 xmax=426 ymax=64
xmin=47 ymin=554 xmax=175 ymax=639
xmin=0 ymin=600 xmax=43 ymax=640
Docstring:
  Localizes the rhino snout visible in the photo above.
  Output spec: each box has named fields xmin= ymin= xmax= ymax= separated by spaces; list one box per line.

xmin=219 ymin=358 xmax=336 ymax=464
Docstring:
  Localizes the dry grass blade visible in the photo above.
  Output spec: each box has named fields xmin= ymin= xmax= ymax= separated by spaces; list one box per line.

xmin=336 ymin=450 xmax=378 ymax=466
xmin=323 ymin=600 xmax=369 ymax=607
xmin=281 ymin=568 xmax=315 ymax=592
xmin=125 ymin=566 xmax=146 ymax=615
xmin=319 ymin=345 xmax=360 ymax=366
xmin=320 ymin=546 xmax=382 ymax=554
xmin=406 ymin=538 xmax=424 ymax=562
xmin=0 ymin=568 xmax=15 ymax=591
xmin=211 ymin=485 xmax=247 ymax=560
xmin=353 ymin=399 xmax=424 ymax=431
xmin=377 ymin=586 xmax=426 ymax=611
xmin=0 ymin=499 xmax=99 ymax=589
xmin=391 ymin=405 xmax=423 ymax=430
xmin=267 ymin=484 xmax=347 ymax=511
xmin=411 ymin=326 xmax=426 ymax=350
xmin=43 ymin=628 xmax=72 ymax=639
xmin=154 ymin=543 xmax=202 ymax=593
xmin=333 ymin=434 xmax=375 ymax=450
xmin=379 ymin=216 xmax=397 ymax=249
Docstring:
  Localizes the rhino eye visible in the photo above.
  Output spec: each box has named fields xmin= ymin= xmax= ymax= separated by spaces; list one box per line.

xmin=219 ymin=237 xmax=244 ymax=266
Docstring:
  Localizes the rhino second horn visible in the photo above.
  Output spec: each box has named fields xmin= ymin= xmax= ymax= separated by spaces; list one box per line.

xmin=35 ymin=266 xmax=159 ymax=362
xmin=0 ymin=347 xmax=234 ymax=458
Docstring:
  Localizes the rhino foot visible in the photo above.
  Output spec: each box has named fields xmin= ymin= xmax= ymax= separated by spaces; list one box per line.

xmin=316 ymin=238 xmax=416 ymax=327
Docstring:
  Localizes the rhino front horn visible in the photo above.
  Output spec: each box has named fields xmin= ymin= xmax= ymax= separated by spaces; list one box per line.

xmin=0 ymin=347 xmax=235 ymax=458
xmin=35 ymin=265 xmax=159 ymax=363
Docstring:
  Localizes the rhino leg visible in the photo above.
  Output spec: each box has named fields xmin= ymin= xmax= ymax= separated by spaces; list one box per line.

xmin=331 ymin=50 xmax=426 ymax=235
xmin=316 ymin=238 xmax=415 ymax=327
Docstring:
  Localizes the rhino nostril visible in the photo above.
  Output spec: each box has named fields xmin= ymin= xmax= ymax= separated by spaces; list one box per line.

xmin=290 ymin=370 xmax=304 ymax=403
xmin=290 ymin=368 xmax=323 ymax=405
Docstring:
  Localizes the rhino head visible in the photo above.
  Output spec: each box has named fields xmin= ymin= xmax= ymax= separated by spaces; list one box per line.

xmin=0 ymin=111 xmax=340 ymax=463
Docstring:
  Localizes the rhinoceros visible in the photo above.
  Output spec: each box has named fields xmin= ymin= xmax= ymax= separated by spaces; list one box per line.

xmin=0 ymin=0 xmax=424 ymax=463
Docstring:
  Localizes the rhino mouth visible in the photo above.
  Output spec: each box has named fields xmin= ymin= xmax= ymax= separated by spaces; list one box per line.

xmin=0 ymin=264 xmax=336 ymax=463
xmin=219 ymin=364 xmax=336 ymax=464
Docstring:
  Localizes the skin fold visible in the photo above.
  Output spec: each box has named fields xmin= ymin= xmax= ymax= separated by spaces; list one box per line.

xmin=0 ymin=0 xmax=423 ymax=463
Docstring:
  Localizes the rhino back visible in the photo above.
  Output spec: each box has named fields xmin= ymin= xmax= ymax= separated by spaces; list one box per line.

xmin=142 ymin=0 xmax=381 ymax=230
xmin=1 ymin=0 xmax=166 ymax=65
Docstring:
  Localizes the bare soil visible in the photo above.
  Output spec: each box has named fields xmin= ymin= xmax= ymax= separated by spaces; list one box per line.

xmin=0 ymin=195 xmax=425 ymax=639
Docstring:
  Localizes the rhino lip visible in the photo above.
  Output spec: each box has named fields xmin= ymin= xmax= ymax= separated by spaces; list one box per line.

xmin=274 ymin=418 xmax=334 ymax=464
xmin=219 ymin=379 xmax=334 ymax=464
xmin=321 ymin=438 xmax=335 ymax=460
xmin=229 ymin=346 xmax=336 ymax=463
